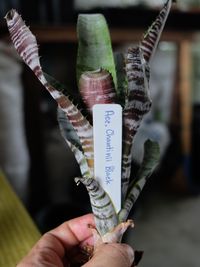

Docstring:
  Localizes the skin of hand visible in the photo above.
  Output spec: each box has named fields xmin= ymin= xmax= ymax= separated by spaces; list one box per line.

xmin=17 ymin=214 xmax=134 ymax=267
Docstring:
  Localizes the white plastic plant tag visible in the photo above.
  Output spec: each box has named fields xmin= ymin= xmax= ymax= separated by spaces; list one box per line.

xmin=93 ymin=104 xmax=122 ymax=212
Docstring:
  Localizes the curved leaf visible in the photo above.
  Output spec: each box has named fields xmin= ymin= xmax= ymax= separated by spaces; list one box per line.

xmin=44 ymin=72 xmax=70 ymax=96
xmin=68 ymin=141 xmax=92 ymax=178
xmin=57 ymin=108 xmax=82 ymax=151
xmin=122 ymin=47 xmax=151 ymax=199
xmin=5 ymin=10 xmax=94 ymax=173
xmin=75 ymin=176 xmax=118 ymax=236
xmin=141 ymin=0 xmax=173 ymax=63
xmin=119 ymin=140 xmax=160 ymax=222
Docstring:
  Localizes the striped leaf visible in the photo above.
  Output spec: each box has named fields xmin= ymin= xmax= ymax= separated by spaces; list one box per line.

xmin=77 ymin=14 xmax=117 ymax=89
xmin=114 ymin=52 xmax=127 ymax=107
xmin=75 ymin=176 xmax=118 ymax=236
xmin=68 ymin=142 xmax=92 ymax=178
xmin=5 ymin=3 xmax=173 ymax=245
xmin=141 ymin=0 xmax=173 ymax=63
xmin=121 ymin=47 xmax=151 ymax=199
xmin=119 ymin=140 xmax=160 ymax=222
xmin=79 ymin=68 xmax=117 ymax=115
xmin=57 ymin=109 xmax=92 ymax=177
xmin=5 ymin=9 xmax=94 ymax=173
xmin=44 ymin=72 xmax=70 ymax=96
xmin=57 ymin=108 xmax=82 ymax=151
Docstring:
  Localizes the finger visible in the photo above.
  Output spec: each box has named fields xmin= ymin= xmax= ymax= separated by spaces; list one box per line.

xmin=17 ymin=214 xmax=95 ymax=267
xmin=49 ymin=213 xmax=95 ymax=250
xmin=83 ymin=243 xmax=134 ymax=267
xmin=17 ymin=233 xmax=65 ymax=267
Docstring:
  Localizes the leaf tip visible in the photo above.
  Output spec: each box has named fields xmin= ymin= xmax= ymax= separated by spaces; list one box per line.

xmin=74 ymin=177 xmax=81 ymax=186
xmin=5 ymin=9 xmax=17 ymax=22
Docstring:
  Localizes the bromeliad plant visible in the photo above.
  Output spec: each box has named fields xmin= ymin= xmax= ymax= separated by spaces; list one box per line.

xmin=5 ymin=0 xmax=174 ymax=265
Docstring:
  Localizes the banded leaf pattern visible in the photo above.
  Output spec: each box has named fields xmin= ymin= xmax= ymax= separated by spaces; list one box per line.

xmin=57 ymin=108 xmax=82 ymax=150
xmin=44 ymin=72 xmax=70 ymax=97
xmin=141 ymin=0 xmax=172 ymax=63
xmin=57 ymin=108 xmax=91 ymax=178
xmin=122 ymin=47 xmax=151 ymax=198
xmin=79 ymin=69 xmax=117 ymax=114
xmin=119 ymin=140 xmax=160 ymax=222
xmin=76 ymin=176 xmax=118 ymax=236
xmin=5 ymin=0 xmax=174 ymax=248
xmin=57 ymin=108 xmax=92 ymax=177
xmin=114 ymin=52 xmax=127 ymax=107
xmin=68 ymin=142 xmax=92 ymax=178
xmin=5 ymin=10 xmax=94 ymax=173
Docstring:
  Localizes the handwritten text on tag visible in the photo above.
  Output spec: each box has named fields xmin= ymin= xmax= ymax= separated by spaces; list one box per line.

xmin=93 ymin=104 xmax=122 ymax=212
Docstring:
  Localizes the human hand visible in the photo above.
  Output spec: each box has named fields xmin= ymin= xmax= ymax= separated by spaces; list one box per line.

xmin=17 ymin=213 xmax=134 ymax=267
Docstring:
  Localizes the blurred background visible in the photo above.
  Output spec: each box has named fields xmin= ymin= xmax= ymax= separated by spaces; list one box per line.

xmin=0 ymin=1 xmax=200 ymax=266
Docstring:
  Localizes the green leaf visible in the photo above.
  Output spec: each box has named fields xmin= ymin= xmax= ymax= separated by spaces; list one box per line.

xmin=136 ymin=140 xmax=160 ymax=183
xmin=119 ymin=140 xmax=160 ymax=222
xmin=77 ymin=14 xmax=117 ymax=89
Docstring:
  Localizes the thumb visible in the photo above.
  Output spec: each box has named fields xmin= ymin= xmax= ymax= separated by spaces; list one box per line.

xmin=83 ymin=243 xmax=134 ymax=267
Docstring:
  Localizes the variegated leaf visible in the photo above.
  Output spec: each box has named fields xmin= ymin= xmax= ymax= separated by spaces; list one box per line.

xmin=57 ymin=108 xmax=82 ymax=151
xmin=57 ymin=108 xmax=91 ymax=178
xmin=68 ymin=142 xmax=92 ymax=178
xmin=75 ymin=176 xmax=118 ymax=236
xmin=44 ymin=72 xmax=70 ymax=96
xmin=119 ymin=140 xmax=160 ymax=222
xmin=114 ymin=52 xmax=127 ymax=107
xmin=141 ymin=0 xmax=173 ymax=63
xmin=79 ymin=68 xmax=117 ymax=115
xmin=122 ymin=47 xmax=151 ymax=199
xmin=5 ymin=9 xmax=94 ymax=173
